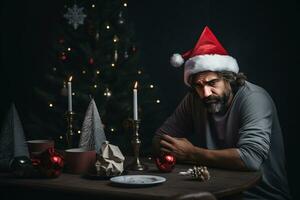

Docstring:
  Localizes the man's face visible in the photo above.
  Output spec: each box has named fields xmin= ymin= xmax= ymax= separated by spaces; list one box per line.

xmin=191 ymin=71 xmax=232 ymax=113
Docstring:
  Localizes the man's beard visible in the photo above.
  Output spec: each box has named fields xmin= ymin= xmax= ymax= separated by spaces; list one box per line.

xmin=202 ymin=90 xmax=232 ymax=114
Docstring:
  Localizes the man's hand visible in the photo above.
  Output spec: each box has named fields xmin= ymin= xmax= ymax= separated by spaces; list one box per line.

xmin=153 ymin=133 xmax=247 ymax=170
xmin=159 ymin=134 xmax=195 ymax=161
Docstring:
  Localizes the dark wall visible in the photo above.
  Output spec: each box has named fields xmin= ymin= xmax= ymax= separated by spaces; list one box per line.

xmin=1 ymin=0 xmax=299 ymax=198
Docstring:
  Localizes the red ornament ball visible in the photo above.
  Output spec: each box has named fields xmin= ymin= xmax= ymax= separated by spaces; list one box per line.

xmin=89 ymin=57 xmax=94 ymax=64
xmin=39 ymin=148 xmax=64 ymax=178
xmin=155 ymin=154 xmax=176 ymax=172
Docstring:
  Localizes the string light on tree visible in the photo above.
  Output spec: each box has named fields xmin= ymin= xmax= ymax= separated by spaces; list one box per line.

xmin=72 ymin=92 xmax=75 ymax=96
xmin=150 ymin=84 xmax=154 ymax=88
xmin=117 ymin=11 xmax=124 ymax=24
xmin=94 ymin=84 xmax=98 ymax=88
xmin=91 ymin=4 xmax=95 ymax=8
xmin=53 ymin=67 xmax=57 ymax=72
xmin=61 ymin=82 xmax=68 ymax=96
xmin=49 ymin=103 xmax=54 ymax=108
xmin=137 ymin=70 xmax=142 ymax=75
xmin=110 ymin=128 xmax=115 ymax=132
xmin=156 ymin=99 xmax=161 ymax=104
xmin=95 ymin=32 xmax=100 ymax=41
xmin=104 ymin=88 xmax=112 ymax=97
xmin=59 ymin=38 xmax=64 ymax=44
xmin=111 ymin=63 xmax=115 ymax=67
xmin=82 ymin=70 xmax=86 ymax=74
xmin=114 ymin=50 xmax=118 ymax=62
xmin=77 ymin=130 xmax=81 ymax=134
xmin=124 ymin=51 xmax=128 ymax=59
xmin=96 ymin=70 xmax=100 ymax=74
xmin=123 ymin=2 xmax=128 ymax=7
xmin=60 ymin=52 xmax=67 ymax=60
xmin=106 ymin=25 xmax=110 ymax=30
xmin=113 ymin=35 xmax=119 ymax=43
xmin=132 ymin=45 xmax=136 ymax=52
xmin=89 ymin=58 xmax=94 ymax=65
xmin=59 ymin=136 xmax=63 ymax=140
xmin=67 ymin=47 xmax=71 ymax=51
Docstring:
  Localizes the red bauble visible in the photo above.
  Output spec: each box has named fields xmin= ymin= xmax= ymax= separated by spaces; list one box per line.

xmin=155 ymin=154 xmax=176 ymax=172
xmin=39 ymin=148 xmax=64 ymax=178
xmin=89 ymin=57 xmax=94 ymax=64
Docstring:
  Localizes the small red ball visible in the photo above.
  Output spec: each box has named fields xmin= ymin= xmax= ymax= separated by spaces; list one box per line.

xmin=39 ymin=148 xmax=64 ymax=178
xmin=89 ymin=57 xmax=94 ymax=64
xmin=155 ymin=154 xmax=176 ymax=172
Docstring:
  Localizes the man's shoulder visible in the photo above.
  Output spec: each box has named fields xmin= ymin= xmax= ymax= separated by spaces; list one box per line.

xmin=235 ymin=81 xmax=275 ymax=110
xmin=243 ymin=81 xmax=267 ymax=93
xmin=237 ymin=81 xmax=271 ymax=99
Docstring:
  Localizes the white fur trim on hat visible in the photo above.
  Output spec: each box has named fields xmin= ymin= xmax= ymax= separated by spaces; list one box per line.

xmin=184 ymin=54 xmax=239 ymax=86
xmin=170 ymin=53 xmax=184 ymax=67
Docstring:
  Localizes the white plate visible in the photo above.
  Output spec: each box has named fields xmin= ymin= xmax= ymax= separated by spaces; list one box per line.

xmin=110 ymin=175 xmax=166 ymax=186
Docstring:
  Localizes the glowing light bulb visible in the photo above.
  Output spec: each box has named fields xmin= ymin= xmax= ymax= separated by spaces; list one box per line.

xmin=123 ymin=3 xmax=127 ymax=7
xmin=156 ymin=99 xmax=160 ymax=104
xmin=92 ymin=4 xmax=95 ymax=8
xmin=113 ymin=35 xmax=119 ymax=43
xmin=49 ymin=103 xmax=53 ymax=107
xmin=150 ymin=84 xmax=154 ymax=88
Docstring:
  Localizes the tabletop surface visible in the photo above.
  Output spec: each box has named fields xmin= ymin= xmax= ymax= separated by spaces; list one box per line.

xmin=0 ymin=158 xmax=261 ymax=200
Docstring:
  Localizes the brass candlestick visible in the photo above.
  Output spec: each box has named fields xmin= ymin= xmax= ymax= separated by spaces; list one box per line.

xmin=127 ymin=119 xmax=148 ymax=171
xmin=65 ymin=111 xmax=75 ymax=149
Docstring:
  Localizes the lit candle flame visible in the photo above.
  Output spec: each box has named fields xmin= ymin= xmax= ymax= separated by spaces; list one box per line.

xmin=69 ymin=76 xmax=73 ymax=82
xmin=134 ymin=81 xmax=138 ymax=89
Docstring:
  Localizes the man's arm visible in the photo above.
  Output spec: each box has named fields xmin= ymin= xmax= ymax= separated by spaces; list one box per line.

xmin=152 ymin=93 xmax=194 ymax=156
xmin=159 ymin=134 xmax=247 ymax=170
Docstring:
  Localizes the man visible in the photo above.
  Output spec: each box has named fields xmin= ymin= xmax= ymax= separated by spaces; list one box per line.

xmin=153 ymin=26 xmax=291 ymax=200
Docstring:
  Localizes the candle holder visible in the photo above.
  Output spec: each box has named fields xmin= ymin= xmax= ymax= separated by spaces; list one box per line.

xmin=65 ymin=111 xmax=75 ymax=149
xmin=127 ymin=119 xmax=148 ymax=171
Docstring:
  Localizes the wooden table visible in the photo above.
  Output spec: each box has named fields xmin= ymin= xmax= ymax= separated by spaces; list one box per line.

xmin=0 ymin=158 xmax=261 ymax=200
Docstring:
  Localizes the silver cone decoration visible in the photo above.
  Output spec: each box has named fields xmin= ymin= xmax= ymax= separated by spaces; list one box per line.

xmin=79 ymin=99 xmax=106 ymax=153
xmin=0 ymin=103 xmax=29 ymax=171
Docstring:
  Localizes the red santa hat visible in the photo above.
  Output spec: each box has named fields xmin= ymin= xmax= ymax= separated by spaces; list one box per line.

xmin=170 ymin=26 xmax=239 ymax=86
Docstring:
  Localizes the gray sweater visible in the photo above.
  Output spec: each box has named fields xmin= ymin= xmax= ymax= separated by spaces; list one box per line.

xmin=156 ymin=81 xmax=291 ymax=200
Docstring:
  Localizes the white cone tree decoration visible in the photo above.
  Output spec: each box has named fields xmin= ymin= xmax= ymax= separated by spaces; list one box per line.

xmin=79 ymin=99 xmax=106 ymax=153
xmin=0 ymin=103 xmax=29 ymax=171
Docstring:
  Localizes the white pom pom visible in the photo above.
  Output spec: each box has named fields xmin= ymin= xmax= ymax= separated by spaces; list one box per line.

xmin=170 ymin=53 xmax=184 ymax=67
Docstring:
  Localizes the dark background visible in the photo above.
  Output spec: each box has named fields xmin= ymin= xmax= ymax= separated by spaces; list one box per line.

xmin=1 ymin=0 xmax=299 ymax=198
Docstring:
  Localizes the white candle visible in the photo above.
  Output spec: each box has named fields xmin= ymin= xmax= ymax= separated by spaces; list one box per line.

xmin=68 ymin=76 xmax=73 ymax=112
xmin=133 ymin=81 xmax=138 ymax=120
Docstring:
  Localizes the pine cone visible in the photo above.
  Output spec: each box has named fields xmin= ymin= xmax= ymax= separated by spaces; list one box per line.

xmin=189 ymin=166 xmax=210 ymax=181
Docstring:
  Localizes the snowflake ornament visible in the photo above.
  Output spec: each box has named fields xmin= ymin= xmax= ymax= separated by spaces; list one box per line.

xmin=64 ymin=4 xmax=87 ymax=30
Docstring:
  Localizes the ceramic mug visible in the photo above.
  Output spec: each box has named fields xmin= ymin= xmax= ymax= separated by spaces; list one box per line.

xmin=64 ymin=148 xmax=96 ymax=174
xmin=27 ymin=140 xmax=55 ymax=155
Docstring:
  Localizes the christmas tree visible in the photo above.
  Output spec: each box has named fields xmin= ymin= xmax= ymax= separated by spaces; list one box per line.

xmin=24 ymin=0 xmax=167 ymax=155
